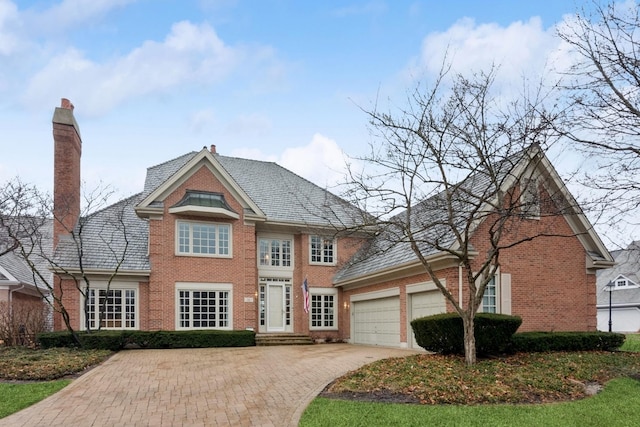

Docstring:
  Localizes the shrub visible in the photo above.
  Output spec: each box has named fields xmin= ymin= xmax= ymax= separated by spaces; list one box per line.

xmin=0 ymin=300 xmax=50 ymax=347
xmin=37 ymin=329 xmax=256 ymax=350
xmin=510 ymin=331 xmax=626 ymax=352
xmin=122 ymin=330 xmax=256 ymax=349
xmin=411 ymin=313 xmax=522 ymax=355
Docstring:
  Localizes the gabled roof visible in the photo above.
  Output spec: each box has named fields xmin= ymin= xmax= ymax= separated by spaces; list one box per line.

xmin=334 ymin=146 xmax=614 ymax=285
xmin=136 ymin=148 xmax=366 ymax=229
xmin=54 ymin=148 xmax=367 ymax=273
xmin=597 ymin=241 xmax=640 ymax=306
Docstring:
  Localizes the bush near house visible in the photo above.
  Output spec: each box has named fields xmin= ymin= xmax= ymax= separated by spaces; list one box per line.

xmin=37 ymin=329 xmax=256 ymax=350
xmin=411 ymin=313 xmax=522 ymax=355
xmin=511 ymin=331 xmax=625 ymax=352
xmin=0 ymin=301 xmax=49 ymax=347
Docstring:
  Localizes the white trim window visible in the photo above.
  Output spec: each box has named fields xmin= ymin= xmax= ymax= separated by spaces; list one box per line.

xmin=614 ymin=275 xmax=639 ymax=289
xmin=176 ymin=220 xmax=231 ymax=257
xmin=176 ymin=283 xmax=232 ymax=330
xmin=310 ymin=288 xmax=338 ymax=330
xmin=258 ymin=238 xmax=292 ymax=267
xmin=310 ymin=236 xmax=336 ymax=265
xmin=481 ymin=277 xmax=498 ymax=314
xmin=85 ymin=285 xmax=138 ymax=330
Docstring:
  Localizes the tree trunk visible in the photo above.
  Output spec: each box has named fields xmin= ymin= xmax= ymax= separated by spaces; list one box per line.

xmin=462 ymin=313 xmax=477 ymax=365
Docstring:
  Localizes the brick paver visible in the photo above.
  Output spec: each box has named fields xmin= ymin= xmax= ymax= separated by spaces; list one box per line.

xmin=1 ymin=344 xmax=416 ymax=426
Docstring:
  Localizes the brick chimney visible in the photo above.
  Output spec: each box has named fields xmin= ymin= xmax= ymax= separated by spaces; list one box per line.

xmin=52 ymin=98 xmax=82 ymax=247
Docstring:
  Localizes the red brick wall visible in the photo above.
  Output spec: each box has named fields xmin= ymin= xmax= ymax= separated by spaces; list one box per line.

xmin=147 ymin=165 xmax=256 ymax=331
xmin=468 ymin=188 xmax=596 ymax=331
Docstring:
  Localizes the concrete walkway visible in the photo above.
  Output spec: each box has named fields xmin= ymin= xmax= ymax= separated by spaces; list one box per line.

xmin=1 ymin=344 xmax=416 ymax=426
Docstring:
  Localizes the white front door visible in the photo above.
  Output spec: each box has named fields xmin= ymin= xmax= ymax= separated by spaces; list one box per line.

xmin=267 ymin=283 xmax=285 ymax=331
xmin=259 ymin=278 xmax=293 ymax=333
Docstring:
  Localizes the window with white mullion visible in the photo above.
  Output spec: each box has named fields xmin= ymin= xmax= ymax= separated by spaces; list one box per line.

xmin=310 ymin=291 xmax=336 ymax=330
xmin=258 ymin=238 xmax=293 ymax=268
xmin=177 ymin=287 xmax=231 ymax=329
xmin=176 ymin=221 xmax=231 ymax=257
xmin=310 ymin=236 xmax=335 ymax=265
xmin=86 ymin=288 xmax=137 ymax=330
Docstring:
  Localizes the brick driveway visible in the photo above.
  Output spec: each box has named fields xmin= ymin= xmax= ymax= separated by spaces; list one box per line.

xmin=1 ymin=344 xmax=416 ymax=426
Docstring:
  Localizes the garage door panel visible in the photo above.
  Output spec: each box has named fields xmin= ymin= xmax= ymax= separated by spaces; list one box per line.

xmin=353 ymin=297 xmax=400 ymax=347
xmin=409 ymin=290 xmax=446 ymax=349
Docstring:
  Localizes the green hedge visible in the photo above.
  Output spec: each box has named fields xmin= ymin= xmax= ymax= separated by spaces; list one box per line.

xmin=410 ymin=313 xmax=522 ymax=356
xmin=510 ymin=331 xmax=626 ymax=352
xmin=37 ymin=329 xmax=256 ymax=350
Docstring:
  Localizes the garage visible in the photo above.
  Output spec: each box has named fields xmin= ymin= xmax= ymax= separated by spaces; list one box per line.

xmin=597 ymin=307 xmax=640 ymax=332
xmin=408 ymin=286 xmax=446 ymax=349
xmin=352 ymin=294 xmax=400 ymax=347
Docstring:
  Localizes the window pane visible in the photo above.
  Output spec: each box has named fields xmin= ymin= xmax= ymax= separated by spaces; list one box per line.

xmin=282 ymin=240 xmax=291 ymax=267
xmin=259 ymin=240 xmax=270 ymax=266
xmin=219 ymin=225 xmax=230 ymax=255
xmin=178 ymin=223 xmax=190 ymax=253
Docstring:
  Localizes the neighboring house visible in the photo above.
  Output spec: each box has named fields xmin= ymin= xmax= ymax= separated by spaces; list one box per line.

xmin=50 ymin=99 xmax=614 ymax=347
xmin=596 ymin=241 xmax=640 ymax=333
xmin=0 ymin=220 xmax=53 ymax=341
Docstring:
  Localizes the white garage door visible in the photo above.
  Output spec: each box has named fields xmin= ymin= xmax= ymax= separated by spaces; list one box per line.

xmin=409 ymin=290 xmax=446 ymax=349
xmin=597 ymin=307 xmax=640 ymax=332
xmin=352 ymin=297 xmax=400 ymax=347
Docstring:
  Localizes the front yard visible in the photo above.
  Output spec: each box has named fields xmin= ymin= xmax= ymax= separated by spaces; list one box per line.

xmin=1 ymin=336 xmax=639 ymax=424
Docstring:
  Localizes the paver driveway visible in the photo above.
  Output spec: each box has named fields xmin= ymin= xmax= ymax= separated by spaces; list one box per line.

xmin=1 ymin=344 xmax=416 ymax=426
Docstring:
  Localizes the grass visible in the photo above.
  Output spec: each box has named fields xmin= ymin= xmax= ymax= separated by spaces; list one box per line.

xmin=0 ymin=381 xmax=70 ymax=419
xmin=300 ymin=377 xmax=640 ymax=427
xmin=621 ymin=333 xmax=640 ymax=352
xmin=301 ymin=336 xmax=640 ymax=426
xmin=0 ymin=346 xmax=112 ymax=419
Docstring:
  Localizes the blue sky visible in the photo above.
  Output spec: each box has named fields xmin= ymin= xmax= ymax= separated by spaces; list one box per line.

xmin=2 ymin=0 xmax=634 ymax=244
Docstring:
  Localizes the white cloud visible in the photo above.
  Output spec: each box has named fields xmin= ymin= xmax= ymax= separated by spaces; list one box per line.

xmin=279 ymin=134 xmax=348 ymax=188
xmin=0 ymin=0 xmax=20 ymax=55
xmin=28 ymin=0 xmax=137 ymax=33
xmin=413 ymin=16 xmax=562 ymax=90
xmin=22 ymin=21 xmax=243 ymax=115
xmin=229 ymin=134 xmax=350 ymax=189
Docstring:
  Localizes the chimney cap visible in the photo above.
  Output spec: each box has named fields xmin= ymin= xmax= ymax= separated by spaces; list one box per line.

xmin=61 ymin=98 xmax=74 ymax=111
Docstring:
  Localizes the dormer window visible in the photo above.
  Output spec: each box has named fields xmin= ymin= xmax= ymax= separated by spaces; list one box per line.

xmin=611 ymin=275 xmax=639 ymax=289
xmin=169 ymin=190 xmax=239 ymax=219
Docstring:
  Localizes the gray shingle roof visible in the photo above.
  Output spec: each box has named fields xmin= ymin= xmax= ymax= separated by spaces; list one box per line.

xmin=0 ymin=218 xmax=53 ymax=290
xmin=216 ymin=155 xmax=365 ymax=228
xmin=53 ymin=149 xmax=368 ymax=271
xmin=596 ymin=241 xmax=640 ymax=306
xmin=333 ymin=149 xmax=534 ymax=283
xmin=53 ymin=194 xmax=149 ymax=271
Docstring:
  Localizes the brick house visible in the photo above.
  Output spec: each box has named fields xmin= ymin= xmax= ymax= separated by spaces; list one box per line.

xmin=50 ymin=99 xmax=614 ymax=347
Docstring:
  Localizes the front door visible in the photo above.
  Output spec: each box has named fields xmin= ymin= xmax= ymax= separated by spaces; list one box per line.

xmin=259 ymin=278 xmax=293 ymax=333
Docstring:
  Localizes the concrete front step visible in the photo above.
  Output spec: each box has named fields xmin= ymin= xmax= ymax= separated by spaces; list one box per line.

xmin=255 ymin=333 xmax=314 ymax=346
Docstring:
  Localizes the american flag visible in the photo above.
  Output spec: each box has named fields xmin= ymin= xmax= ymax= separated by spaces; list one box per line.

xmin=302 ymin=278 xmax=310 ymax=314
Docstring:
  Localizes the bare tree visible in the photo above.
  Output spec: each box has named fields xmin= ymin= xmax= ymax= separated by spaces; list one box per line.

xmin=558 ymin=0 xmax=640 ymax=240
xmin=344 ymin=66 xmax=576 ymax=365
xmin=0 ymin=178 xmax=137 ymax=343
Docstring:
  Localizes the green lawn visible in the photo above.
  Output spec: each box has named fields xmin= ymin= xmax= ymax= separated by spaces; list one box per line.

xmin=621 ymin=334 xmax=640 ymax=352
xmin=300 ymin=377 xmax=640 ymax=427
xmin=0 ymin=380 xmax=70 ymax=419
xmin=301 ymin=334 xmax=640 ymax=426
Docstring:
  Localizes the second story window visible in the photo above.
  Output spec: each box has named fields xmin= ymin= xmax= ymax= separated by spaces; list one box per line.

xmin=177 ymin=221 xmax=231 ymax=257
xmin=259 ymin=238 xmax=292 ymax=267
xmin=310 ymin=236 xmax=335 ymax=265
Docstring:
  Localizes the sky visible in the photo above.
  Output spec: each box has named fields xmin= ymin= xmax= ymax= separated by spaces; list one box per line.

xmin=0 ymin=0 xmax=636 ymax=245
